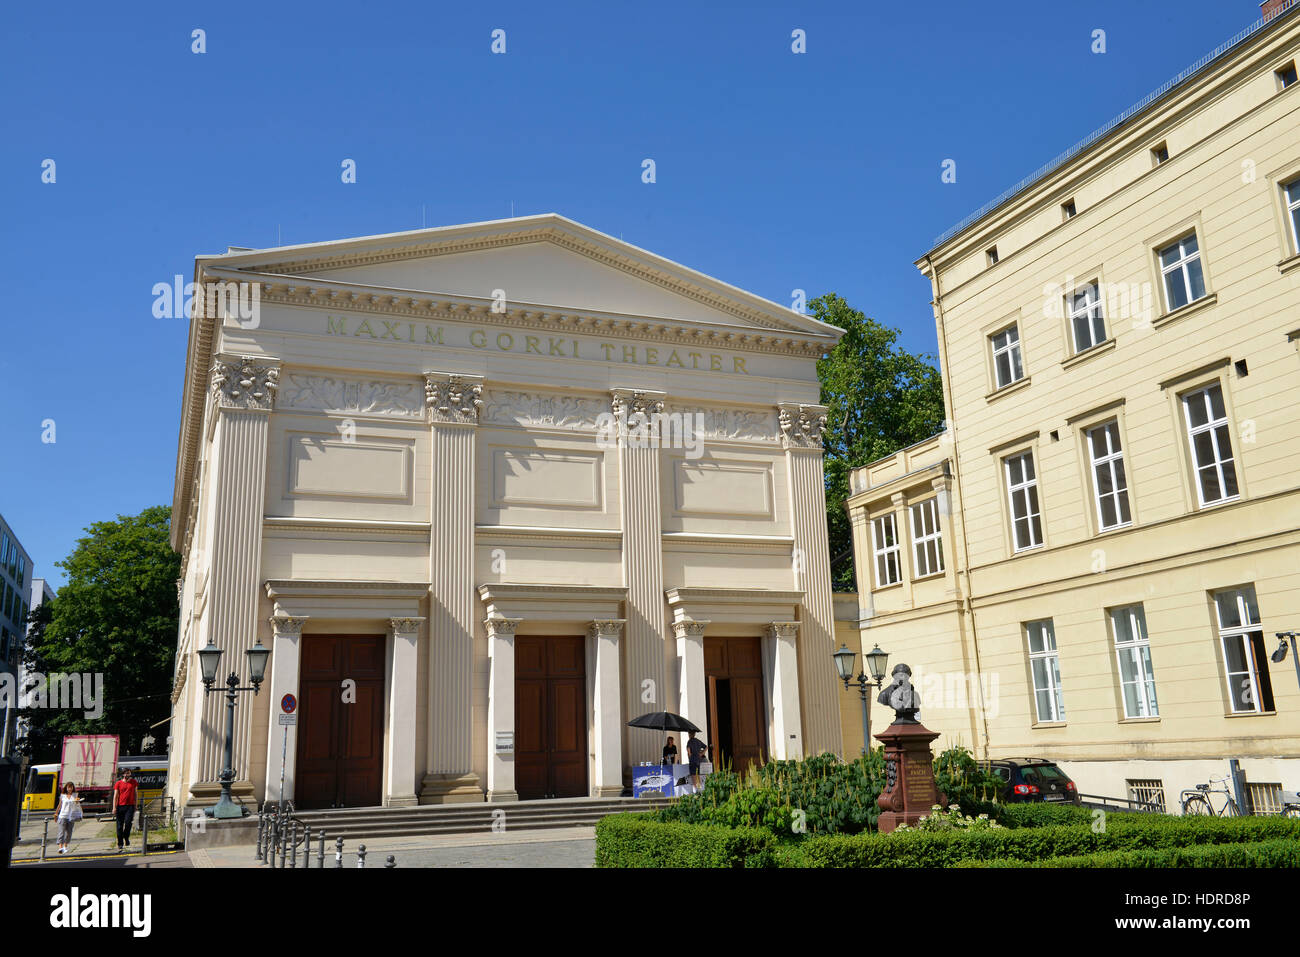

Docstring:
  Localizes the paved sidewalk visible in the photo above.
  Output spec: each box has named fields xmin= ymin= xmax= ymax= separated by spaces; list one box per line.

xmin=13 ymin=814 xmax=153 ymax=861
xmin=203 ymin=824 xmax=598 ymax=868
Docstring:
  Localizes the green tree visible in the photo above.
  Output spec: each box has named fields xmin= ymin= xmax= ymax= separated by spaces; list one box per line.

xmin=20 ymin=505 xmax=179 ymax=761
xmin=813 ymin=294 xmax=946 ymax=591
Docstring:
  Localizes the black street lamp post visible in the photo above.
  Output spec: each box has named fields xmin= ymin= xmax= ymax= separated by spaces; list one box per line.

xmin=1272 ymin=631 xmax=1300 ymax=692
xmin=833 ymin=642 xmax=890 ymax=756
xmin=198 ymin=637 xmax=270 ymax=819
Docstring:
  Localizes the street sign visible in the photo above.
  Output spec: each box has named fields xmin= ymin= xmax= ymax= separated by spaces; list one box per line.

xmin=281 ymin=693 xmax=297 ymax=714
xmin=278 ymin=714 xmax=297 ymax=726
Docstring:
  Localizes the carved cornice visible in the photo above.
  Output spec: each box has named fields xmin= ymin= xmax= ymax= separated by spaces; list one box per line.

xmin=170 ymin=655 xmax=188 ymax=705
xmin=425 ymin=372 xmax=485 ymax=425
xmin=279 ymin=373 xmax=424 ymax=419
xmin=270 ymin=614 xmax=309 ymax=637
xmin=210 ymin=354 xmax=281 ymax=411
xmin=389 ymin=616 xmax=425 ymax=636
xmin=777 ymin=402 xmax=828 ymax=450
xmin=589 ymin=619 xmax=626 ymax=641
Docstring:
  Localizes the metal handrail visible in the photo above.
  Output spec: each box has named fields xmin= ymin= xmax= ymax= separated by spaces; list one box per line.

xmin=1077 ymin=792 xmax=1164 ymax=813
xmin=928 ymin=0 xmax=1300 ymax=250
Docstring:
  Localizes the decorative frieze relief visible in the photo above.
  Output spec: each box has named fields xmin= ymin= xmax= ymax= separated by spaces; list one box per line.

xmin=278 ymin=373 xmax=424 ymax=419
xmin=425 ymin=373 xmax=485 ymax=425
xmin=210 ymin=355 xmax=280 ymax=411
xmin=482 ymin=389 xmax=607 ymax=430
xmin=777 ymin=403 xmax=829 ymax=450
xmin=666 ymin=404 xmax=778 ymax=442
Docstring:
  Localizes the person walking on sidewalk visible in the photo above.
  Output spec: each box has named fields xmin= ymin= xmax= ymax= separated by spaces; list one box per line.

xmin=56 ymin=782 xmax=82 ymax=855
xmin=111 ymin=768 xmax=139 ymax=851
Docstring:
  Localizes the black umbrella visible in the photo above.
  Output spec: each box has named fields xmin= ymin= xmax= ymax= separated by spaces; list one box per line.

xmin=627 ymin=711 xmax=700 ymax=791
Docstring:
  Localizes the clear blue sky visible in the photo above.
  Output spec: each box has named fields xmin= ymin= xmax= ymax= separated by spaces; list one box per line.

xmin=0 ymin=0 xmax=1261 ymax=586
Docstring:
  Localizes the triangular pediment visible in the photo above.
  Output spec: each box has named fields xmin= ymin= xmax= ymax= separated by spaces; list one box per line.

xmin=201 ymin=215 xmax=839 ymax=339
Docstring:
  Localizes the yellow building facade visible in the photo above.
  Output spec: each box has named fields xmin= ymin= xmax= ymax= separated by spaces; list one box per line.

xmin=846 ymin=5 xmax=1300 ymax=812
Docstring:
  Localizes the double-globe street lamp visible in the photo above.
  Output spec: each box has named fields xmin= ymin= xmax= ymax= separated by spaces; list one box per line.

xmin=1271 ymin=631 xmax=1300 ymax=691
xmin=197 ymin=637 xmax=270 ymax=819
xmin=833 ymin=642 xmax=889 ymax=756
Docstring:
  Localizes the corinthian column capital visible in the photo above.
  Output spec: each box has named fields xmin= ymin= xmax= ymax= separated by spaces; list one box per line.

xmin=424 ymin=372 xmax=485 ymax=425
xmin=210 ymin=354 xmax=281 ymax=411
xmin=777 ymin=402 xmax=828 ymax=450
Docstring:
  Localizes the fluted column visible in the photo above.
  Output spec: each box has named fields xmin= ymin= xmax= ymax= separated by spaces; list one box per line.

xmin=485 ymin=616 xmax=521 ymax=802
xmin=612 ymin=388 xmax=668 ymax=765
xmin=778 ymin=402 xmax=842 ymax=756
xmin=766 ymin=622 xmax=803 ymax=759
xmin=263 ymin=613 xmax=307 ymax=804
xmin=590 ymin=618 xmax=626 ymax=796
xmin=672 ymin=618 xmax=709 ymax=747
xmin=424 ymin=373 xmax=483 ymax=800
xmin=385 ymin=616 xmax=426 ymax=806
xmin=197 ymin=355 xmax=279 ymax=790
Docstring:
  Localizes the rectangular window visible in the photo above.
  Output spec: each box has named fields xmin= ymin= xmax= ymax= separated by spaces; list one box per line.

xmin=1158 ymin=234 xmax=1206 ymax=311
xmin=1110 ymin=605 xmax=1158 ymax=718
xmin=1062 ymin=199 xmax=1077 ymax=219
xmin=986 ymin=246 xmax=999 ymax=266
xmin=1151 ymin=142 xmax=1169 ymax=165
xmin=1069 ymin=282 xmax=1107 ymax=352
xmin=1284 ymin=179 xmax=1300 ymax=253
xmin=990 ymin=326 xmax=1024 ymax=389
xmin=1246 ymin=782 xmax=1283 ymax=814
xmin=1004 ymin=451 xmax=1043 ymax=551
xmin=1181 ymin=383 xmax=1238 ymax=506
xmin=871 ymin=513 xmax=901 ymax=588
xmin=909 ymin=498 xmax=945 ymax=578
xmin=1214 ymin=587 xmax=1274 ymax=713
xmin=1026 ymin=619 xmax=1065 ymax=722
xmin=1277 ymin=62 xmax=1298 ymax=89
xmin=1087 ymin=421 xmax=1131 ymax=529
xmin=1126 ymin=779 xmax=1167 ymax=813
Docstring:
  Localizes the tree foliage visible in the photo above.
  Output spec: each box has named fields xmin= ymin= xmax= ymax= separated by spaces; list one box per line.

xmin=20 ymin=505 xmax=179 ymax=761
xmin=813 ymin=294 xmax=946 ymax=590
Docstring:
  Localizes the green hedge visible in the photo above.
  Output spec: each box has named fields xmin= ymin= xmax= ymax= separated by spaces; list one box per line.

xmin=594 ymin=813 xmax=776 ymax=868
xmin=961 ymin=838 xmax=1300 ymax=868
xmin=780 ymin=814 xmax=1300 ymax=868
xmin=998 ymin=803 xmax=1100 ymax=828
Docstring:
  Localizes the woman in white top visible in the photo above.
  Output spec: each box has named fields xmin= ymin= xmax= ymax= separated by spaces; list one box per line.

xmin=56 ymin=782 xmax=82 ymax=854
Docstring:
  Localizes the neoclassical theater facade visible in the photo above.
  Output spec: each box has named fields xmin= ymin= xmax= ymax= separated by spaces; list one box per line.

xmin=166 ymin=214 xmax=843 ymax=810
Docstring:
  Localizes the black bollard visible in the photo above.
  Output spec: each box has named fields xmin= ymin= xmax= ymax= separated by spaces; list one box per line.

xmin=335 ymin=836 xmax=344 ymax=868
xmin=317 ymin=830 xmax=325 ymax=869
xmin=357 ymin=843 xmax=367 ymax=869
xmin=290 ymin=821 xmax=298 ymax=869
xmin=385 ymin=855 xmax=396 ymax=869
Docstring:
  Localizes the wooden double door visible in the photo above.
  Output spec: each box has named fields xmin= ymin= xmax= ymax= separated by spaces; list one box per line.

xmin=704 ymin=636 xmax=767 ymax=777
xmin=294 ymin=636 xmax=385 ymax=809
xmin=515 ymin=635 xmax=588 ymax=800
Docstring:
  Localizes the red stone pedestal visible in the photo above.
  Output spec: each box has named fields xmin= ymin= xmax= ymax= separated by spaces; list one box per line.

xmin=874 ymin=719 xmax=948 ymax=834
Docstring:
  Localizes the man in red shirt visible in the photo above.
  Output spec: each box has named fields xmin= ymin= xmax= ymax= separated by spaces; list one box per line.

xmin=110 ymin=768 xmax=139 ymax=850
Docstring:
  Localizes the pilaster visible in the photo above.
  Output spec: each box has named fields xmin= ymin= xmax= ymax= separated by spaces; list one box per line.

xmin=612 ymin=387 xmax=668 ymax=764
xmin=590 ymin=618 xmax=626 ymax=796
xmin=197 ymin=354 xmax=279 ymax=789
xmin=766 ymin=621 xmax=803 ymax=759
xmin=386 ymin=616 xmax=426 ymax=807
xmin=424 ymin=372 xmax=483 ymax=798
xmin=263 ymin=613 xmax=307 ymax=805
xmin=485 ymin=616 xmax=521 ymax=802
xmin=778 ymin=401 xmax=842 ymax=756
xmin=672 ymin=618 xmax=709 ymax=747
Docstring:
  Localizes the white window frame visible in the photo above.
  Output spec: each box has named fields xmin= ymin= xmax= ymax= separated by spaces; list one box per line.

xmin=1110 ymin=605 xmax=1158 ymax=718
xmin=871 ymin=513 xmax=901 ymax=588
xmin=1180 ymin=384 xmax=1238 ymax=507
xmin=990 ymin=326 xmax=1024 ymax=389
xmin=1068 ymin=282 xmax=1107 ymax=353
xmin=1284 ymin=178 xmax=1300 ymax=254
xmin=909 ymin=498 xmax=945 ymax=578
xmin=1214 ymin=588 xmax=1270 ymax=715
xmin=1158 ymin=234 xmax=1206 ymax=311
xmin=1003 ymin=451 xmax=1043 ymax=552
xmin=1086 ymin=420 xmax=1131 ymax=531
xmin=1026 ymin=619 xmax=1065 ymax=723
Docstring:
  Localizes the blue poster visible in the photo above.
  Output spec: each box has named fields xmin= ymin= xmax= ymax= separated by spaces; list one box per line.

xmin=632 ymin=765 xmax=674 ymax=797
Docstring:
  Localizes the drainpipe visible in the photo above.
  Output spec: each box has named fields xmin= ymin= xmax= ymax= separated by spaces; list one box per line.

xmin=924 ymin=254 xmax=992 ymax=762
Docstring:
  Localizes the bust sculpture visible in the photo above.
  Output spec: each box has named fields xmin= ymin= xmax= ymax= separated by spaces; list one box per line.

xmin=877 ymin=663 xmax=920 ymax=722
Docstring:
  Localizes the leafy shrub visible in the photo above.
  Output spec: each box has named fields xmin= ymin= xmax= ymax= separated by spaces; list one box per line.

xmin=997 ymin=802 xmax=1098 ymax=829
xmin=594 ymin=813 xmax=775 ymax=868
xmin=894 ymin=803 xmax=1004 ymax=832
xmin=780 ymin=814 xmax=1300 ymax=868
xmin=934 ymin=747 xmax=1004 ymax=819
xmin=963 ymin=838 xmax=1300 ymax=869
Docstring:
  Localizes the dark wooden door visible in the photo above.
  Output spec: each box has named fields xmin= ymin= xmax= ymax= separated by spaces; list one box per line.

xmin=704 ymin=636 xmax=768 ymax=776
xmin=295 ymin=635 xmax=385 ymax=809
xmin=515 ymin=636 xmax=588 ymax=800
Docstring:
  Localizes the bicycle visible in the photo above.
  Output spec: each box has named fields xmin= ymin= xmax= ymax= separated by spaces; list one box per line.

xmin=1180 ymin=776 xmax=1242 ymax=817
xmin=1281 ymin=789 xmax=1300 ymax=819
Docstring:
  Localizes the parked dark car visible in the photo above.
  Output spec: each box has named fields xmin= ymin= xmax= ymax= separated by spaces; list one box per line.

xmin=987 ymin=758 xmax=1080 ymax=804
